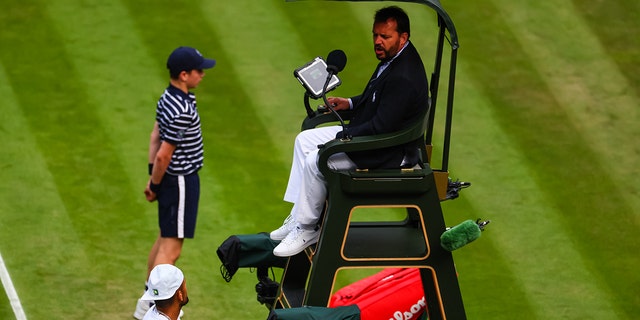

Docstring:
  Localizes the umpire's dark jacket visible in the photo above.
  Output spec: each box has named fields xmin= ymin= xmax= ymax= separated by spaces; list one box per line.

xmin=338 ymin=41 xmax=429 ymax=169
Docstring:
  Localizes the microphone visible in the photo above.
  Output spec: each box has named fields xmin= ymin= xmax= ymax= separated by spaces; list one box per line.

xmin=326 ymin=49 xmax=347 ymax=74
xmin=440 ymin=219 xmax=490 ymax=251
xmin=321 ymin=49 xmax=349 ymax=140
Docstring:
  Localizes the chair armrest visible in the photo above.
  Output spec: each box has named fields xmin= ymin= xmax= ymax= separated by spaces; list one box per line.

xmin=317 ymin=118 xmax=426 ymax=177
xmin=301 ymin=110 xmax=355 ymax=131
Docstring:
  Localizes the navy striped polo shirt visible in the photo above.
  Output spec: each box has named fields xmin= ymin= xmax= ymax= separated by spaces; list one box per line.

xmin=156 ymin=84 xmax=204 ymax=175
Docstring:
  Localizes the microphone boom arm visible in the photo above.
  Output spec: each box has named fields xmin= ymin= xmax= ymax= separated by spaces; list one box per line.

xmin=321 ymin=72 xmax=350 ymax=141
xmin=303 ymin=92 xmax=315 ymax=119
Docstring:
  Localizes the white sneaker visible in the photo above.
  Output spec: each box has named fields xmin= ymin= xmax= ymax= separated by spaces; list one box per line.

xmin=133 ymin=298 xmax=153 ymax=319
xmin=273 ymin=226 xmax=319 ymax=257
xmin=270 ymin=214 xmax=296 ymax=241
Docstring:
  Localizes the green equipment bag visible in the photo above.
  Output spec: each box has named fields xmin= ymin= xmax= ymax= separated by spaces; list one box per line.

xmin=267 ymin=305 xmax=361 ymax=320
xmin=217 ymin=232 xmax=289 ymax=308
xmin=216 ymin=232 xmax=288 ymax=282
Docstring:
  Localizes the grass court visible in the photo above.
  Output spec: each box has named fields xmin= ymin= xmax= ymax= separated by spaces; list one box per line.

xmin=0 ymin=0 xmax=638 ymax=319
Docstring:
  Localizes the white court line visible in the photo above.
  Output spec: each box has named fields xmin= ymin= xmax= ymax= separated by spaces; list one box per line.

xmin=0 ymin=252 xmax=27 ymax=320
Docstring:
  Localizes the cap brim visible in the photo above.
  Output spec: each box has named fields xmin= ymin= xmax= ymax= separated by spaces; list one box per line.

xmin=140 ymin=290 xmax=172 ymax=301
xmin=140 ymin=291 xmax=157 ymax=301
xmin=199 ymin=58 xmax=216 ymax=69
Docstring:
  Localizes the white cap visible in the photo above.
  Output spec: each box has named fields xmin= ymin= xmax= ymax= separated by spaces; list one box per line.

xmin=141 ymin=264 xmax=184 ymax=301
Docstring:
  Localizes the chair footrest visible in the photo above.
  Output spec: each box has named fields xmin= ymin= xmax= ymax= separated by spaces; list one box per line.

xmin=343 ymin=223 xmax=428 ymax=259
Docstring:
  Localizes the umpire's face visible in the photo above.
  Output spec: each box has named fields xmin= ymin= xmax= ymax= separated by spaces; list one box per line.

xmin=372 ymin=18 xmax=408 ymax=62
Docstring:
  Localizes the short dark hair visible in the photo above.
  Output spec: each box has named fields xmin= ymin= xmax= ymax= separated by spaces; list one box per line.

xmin=154 ymin=297 xmax=173 ymax=308
xmin=374 ymin=6 xmax=410 ymax=38
xmin=169 ymin=70 xmax=183 ymax=79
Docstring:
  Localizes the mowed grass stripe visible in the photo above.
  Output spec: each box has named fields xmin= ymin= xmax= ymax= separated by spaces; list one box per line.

xmin=438 ymin=78 xmax=538 ymax=318
xmin=0 ymin=62 xmax=94 ymax=318
xmin=451 ymin=72 xmax=617 ymax=319
xmin=452 ymin=0 xmax=635 ymax=316
xmin=0 ymin=0 xmax=145 ymax=246
xmin=199 ymin=0 xmax=312 ymax=163
xmin=1 ymin=1 xmax=151 ymax=319
xmin=449 ymin=0 xmax=631 ymax=318
xmin=488 ymin=0 xmax=638 ymax=316
xmin=44 ymin=0 xmax=165 ymax=193
xmin=492 ymin=0 xmax=640 ymax=222
xmin=441 ymin=63 xmax=614 ymax=318
xmin=572 ymin=0 xmax=640 ymax=98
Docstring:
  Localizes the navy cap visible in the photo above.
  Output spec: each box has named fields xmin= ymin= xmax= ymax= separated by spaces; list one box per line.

xmin=167 ymin=46 xmax=216 ymax=74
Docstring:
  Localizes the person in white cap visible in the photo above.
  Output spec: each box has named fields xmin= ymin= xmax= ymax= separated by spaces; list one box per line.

xmin=141 ymin=264 xmax=189 ymax=320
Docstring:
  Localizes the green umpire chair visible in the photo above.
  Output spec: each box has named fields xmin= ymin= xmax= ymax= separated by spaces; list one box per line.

xmin=273 ymin=106 xmax=467 ymax=320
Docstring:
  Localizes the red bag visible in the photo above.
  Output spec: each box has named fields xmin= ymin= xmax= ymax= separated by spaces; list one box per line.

xmin=329 ymin=268 xmax=426 ymax=320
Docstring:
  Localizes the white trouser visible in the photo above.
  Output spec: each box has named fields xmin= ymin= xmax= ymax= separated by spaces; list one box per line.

xmin=283 ymin=125 xmax=357 ymax=229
